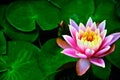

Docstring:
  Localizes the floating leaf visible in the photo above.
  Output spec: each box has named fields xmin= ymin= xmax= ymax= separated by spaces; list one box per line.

xmin=93 ymin=0 xmax=114 ymax=21
xmin=0 ymin=41 xmax=43 ymax=80
xmin=0 ymin=31 xmax=6 ymax=54
xmin=116 ymin=4 xmax=120 ymax=18
xmin=94 ymin=0 xmax=113 ymax=5
xmin=6 ymin=1 xmax=36 ymax=32
xmin=38 ymin=39 xmax=77 ymax=79
xmin=93 ymin=0 xmax=120 ymax=34
xmin=2 ymin=19 xmax=39 ymax=42
xmin=0 ymin=5 xmax=6 ymax=26
xmin=48 ymin=0 xmax=69 ymax=9
xmin=91 ymin=59 xmax=111 ymax=80
xmin=31 ymin=1 xmax=60 ymax=30
xmin=61 ymin=0 xmax=94 ymax=24
xmin=107 ymin=40 xmax=120 ymax=69
xmin=6 ymin=1 xmax=60 ymax=31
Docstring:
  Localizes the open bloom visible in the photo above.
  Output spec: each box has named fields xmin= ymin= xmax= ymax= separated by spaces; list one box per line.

xmin=57 ymin=17 xmax=120 ymax=76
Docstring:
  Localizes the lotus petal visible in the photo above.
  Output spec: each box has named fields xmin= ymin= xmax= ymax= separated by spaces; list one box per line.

xmin=90 ymin=58 xmax=105 ymax=68
xmin=69 ymin=25 xmax=77 ymax=40
xmin=56 ymin=37 xmax=71 ymax=49
xmin=70 ymin=19 xmax=79 ymax=31
xmin=79 ymin=23 xmax=86 ymax=31
xmin=63 ymin=35 xmax=77 ymax=48
xmin=61 ymin=48 xmax=78 ymax=58
xmin=86 ymin=17 xmax=93 ymax=27
xmin=95 ymin=46 xmax=110 ymax=56
xmin=76 ymin=59 xmax=90 ymax=76
xmin=99 ymin=44 xmax=115 ymax=57
xmin=85 ymin=48 xmax=94 ymax=57
xmin=101 ymin=35 xmax=113 ymax=48
xmin=98 ymin=20 xmax=106 ymax=32
xmin=109 ymin=32 xmax=120 ymax=45
xmin=100 ymin=30 xmax=107 ymax=40
xmin=91 ymin=22 xmax=97 ymax=31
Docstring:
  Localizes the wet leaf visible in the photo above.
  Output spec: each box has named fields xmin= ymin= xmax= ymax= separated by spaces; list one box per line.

xmin=38 ymin=39 xmax=77 ymax=79
xmin=6 ymin=1 xmax=36 ymax=32
xmin=0 ymin=5 xmax=6 ymax=26
xmin=61 ymin=0 xmax=94 ymax=24
xmin=93 ymin=0 xmax=120 ymax=34
xmin=0 ymin=31 xmax=6 ymax=54
xmin=48 ymin=0 xmax=69 ymax=9
xmin=31 ymin=1 xmax=60 ymax=30
xmin=0 ymin=41 xmax=43 ymax=80
xmin=2 ymin=19 xmax=39 ymax=42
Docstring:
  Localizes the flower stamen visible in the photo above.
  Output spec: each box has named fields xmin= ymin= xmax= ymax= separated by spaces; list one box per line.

xmin=78 ymin=27 xmax=102 ymax=49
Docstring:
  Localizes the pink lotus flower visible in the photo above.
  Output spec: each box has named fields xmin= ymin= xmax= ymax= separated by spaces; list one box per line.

xmin=57 ymin=17 xmax=120 ymax=76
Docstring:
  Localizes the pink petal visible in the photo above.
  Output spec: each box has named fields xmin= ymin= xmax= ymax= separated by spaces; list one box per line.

xmin=91 ymin=22 xmax=97 ymax=31
xmin=56 ymin=37 xmax=71 ymax=49
xmin=69 ymin=25 xmax=77 ymax=40
xmin=109 ymin=32 xmax=120 ymax=45
xmin=76 ymin=52 xmax=87 ymax=58
xmin=70 ymin=19 xmax=79 ymax=31
xmin=90 ymin=58 xmax=105 ymax=68
xmin=94 ymin=46 xmax=110 ymax=57
xmin=86 ymin=17 xmax=93 ymax=27
xmin=85 ymin=49 xmax=94 ymax=57
xmin=98 ymin=20 xmax=106 ymax=32
xmin=63 ymin=35 xmax=76 ymax=48
xmin=99 ymin=44 xmax=115 ymax=57
xmin=61 ymin=48 xmax=78 ymax=58
xmin=101 ymin=35 xmax=113 ymax=48
xmin=76 ymin=35 xmax=84 ymax=52
xmin=100 ymin=30 xmax=107 ymax=40
xmin=76 ymin=59 xmax=90 ymax=76
xmin=79 ymin=23 xmax=86 ymax=31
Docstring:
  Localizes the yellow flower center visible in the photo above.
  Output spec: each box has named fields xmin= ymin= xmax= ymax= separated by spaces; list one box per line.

xmin=82 ymin=31 xmax=95 ymax=42
xmin=78 ymin=27 xmax=102 ymax=49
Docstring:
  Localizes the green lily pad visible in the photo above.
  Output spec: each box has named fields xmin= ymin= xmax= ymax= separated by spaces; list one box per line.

xmin=116 ymin=3 xmax=120 ymax=18
xmin=92 ymin=0 xmax=120 ymax=34
xmin=0 ymin=41 xmax=43 ymax=80
xmin=48 ymin=0 xmax=69 ymax=9
xmin=94 ymin=0 xmax=114 ymax=5
xmin=0 ymin=31 xmax=6 ymax=54
xmin=6 ymin=1 xmax=60 ymax=31
xmin=60 ymin=0 xmax=94 ymax=24
xmin=91 ymin=59 xmax=111 ymax=80
xmin=0 ymin=5 xmax=6 ymax=26
xmin=107 ymin=40 xmax=120 ymax=69
xmin=31 ymin=1 xmax=60 ymax=30
xmin=2 ymin=19 xmax=39 ymax=42
xmin=38 ymin=39 xmax=77 ymax=79
xmin=93 ymin=0 xmax=114 ymax=21
xmin=6 ymin=1 xmax=36 ymax=32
